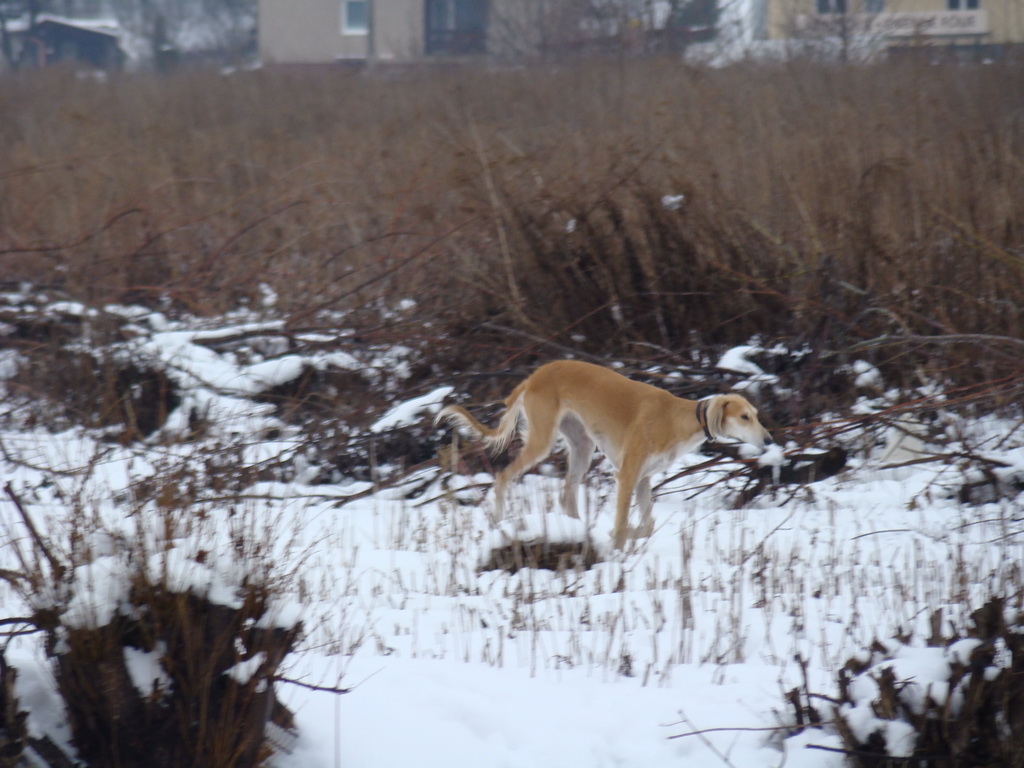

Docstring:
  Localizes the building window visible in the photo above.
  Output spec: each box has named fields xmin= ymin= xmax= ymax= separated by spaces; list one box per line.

xmin=342 ymin=0 xmax=369 ymax=34
xmin=864 ymin=0 xmax=884 ymax=11
xmin=425 ymin=0 xmax=490 ymax=56
xmin=816 ymin=0 xmax=848 ymax=13
xmin=948 ymin=0 xmax=980 ymax=7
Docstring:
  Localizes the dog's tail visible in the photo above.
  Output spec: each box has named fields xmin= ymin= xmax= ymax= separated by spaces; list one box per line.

xmin=435 ymin=381 xmax=526 ymax=455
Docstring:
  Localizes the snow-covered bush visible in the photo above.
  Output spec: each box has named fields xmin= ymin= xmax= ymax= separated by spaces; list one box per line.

xmin=791 ymin=597 xmax=1024 ymax=767
xmin=53 ymin=578 xmax=300 ymax=767
xmin=3 ymin=453 xmax=303 ymax=767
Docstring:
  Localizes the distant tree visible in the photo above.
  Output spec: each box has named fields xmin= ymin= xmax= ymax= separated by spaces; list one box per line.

xmin=780 ymin=0 xmax=893 ymax=62
xmin=108 ymin=0 xmax=256 ymax=61
xmin=491 ymin=0 xmax=721 ymax=58
xmin=0 ymin=13 xmax=10 ymax=70
xmin=0 ymin=0 xmax=43 ymax=70
xmin=0 ymin=0 xmax=256 ymax=68
xmin=669 ymin=0 xmax=719 ymax=40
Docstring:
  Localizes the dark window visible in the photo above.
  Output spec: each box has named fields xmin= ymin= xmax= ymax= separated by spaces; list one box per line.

xmin=816 ymin=0 xmax=848 ymax=13
xmin=425 ymin=0 xmax=490 ymax=55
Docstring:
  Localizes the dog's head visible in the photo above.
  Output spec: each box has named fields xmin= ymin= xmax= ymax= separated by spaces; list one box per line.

xmin=705 ymin=394 xmax=773 ymax=450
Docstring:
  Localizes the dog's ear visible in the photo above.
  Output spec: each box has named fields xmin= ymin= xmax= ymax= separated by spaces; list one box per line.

xmin=705 ymin=395 xmax=726 ymax=440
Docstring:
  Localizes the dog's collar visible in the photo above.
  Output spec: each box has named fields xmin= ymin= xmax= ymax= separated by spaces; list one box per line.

xmin=696 ymin=399 xmax=714 ymax=442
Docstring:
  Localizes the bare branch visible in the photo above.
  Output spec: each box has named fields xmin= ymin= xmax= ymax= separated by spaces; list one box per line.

xmin=3 ymin=483 xmax=63 ymax=580
xmin=273 ymin=675 xmax=350 ymax=695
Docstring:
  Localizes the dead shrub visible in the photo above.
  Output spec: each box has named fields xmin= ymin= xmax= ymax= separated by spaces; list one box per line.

xmin=481 ymin=536 xmax=600 ymax=574
xmin=1 ymin=304 xmax=180 ymax=439
xmin=1 ymin=59 xmax=1022 ymax=414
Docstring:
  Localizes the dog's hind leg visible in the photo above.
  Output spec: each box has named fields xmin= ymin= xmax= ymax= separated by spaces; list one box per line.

xmin=630 ymin=475 xmax=654 ymax=539
xmin=558 ymin=413 xmax=594 ymax=519
xmin=491 ymin=394 xmax=559 ymax=522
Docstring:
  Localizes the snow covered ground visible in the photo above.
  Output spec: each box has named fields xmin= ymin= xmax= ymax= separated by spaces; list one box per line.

xmin=1 ymin=301 xmax=1022 ymax=767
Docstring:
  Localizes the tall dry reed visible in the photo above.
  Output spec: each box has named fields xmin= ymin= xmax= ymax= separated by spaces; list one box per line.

xmin=1 ymin=59 xmax=1022 ymax=394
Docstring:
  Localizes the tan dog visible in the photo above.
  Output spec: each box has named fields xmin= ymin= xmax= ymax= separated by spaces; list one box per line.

xmin=437 ymin=360 xmax=773 ymax=548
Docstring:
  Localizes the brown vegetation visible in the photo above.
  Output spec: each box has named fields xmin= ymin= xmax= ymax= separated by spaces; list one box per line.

xmin=1 ymin=58 xmax=1022 ymax=407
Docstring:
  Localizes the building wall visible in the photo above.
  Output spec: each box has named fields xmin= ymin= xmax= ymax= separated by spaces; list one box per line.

xmin=764 ymin=0 xmax=1024 ymax=47
xmin=374 ymin=0 xmax=424 ymax=60
xmin=986 ymin=0 xmax=1024 ymax=44
xmin=258 ymin=0 xmax=369 ymax=64
xmin=259 ymin=0 xmax=528 ymax=65
xmin=262 ymin=0 xmax=706 ymax=65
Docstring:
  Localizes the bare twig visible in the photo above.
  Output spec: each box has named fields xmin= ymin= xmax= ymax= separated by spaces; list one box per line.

xmin=670 ymin=708 xmax=740 ymax=767
xmin=331 ymin=459 xmax=441 ymax=508
xmin=0 ymin=206 xmax=142 ymax=257
xmin=0 ymin=435 xmax=93 ymax=478
xmin=653 ymin=455 xmax=731 ymax=493
xmin=669 ymin=722 xmax=813 ymax=740
xmin=0 ymin=570 xmax=26 ymax=585
xmin=847 ymin=333 xmax=1024 ymax=359
xmin=3 ymin=483 xmax=63 ymax=580
xmin=273 ymin=676 xmax=351 ymax=695
xmin=481 ymin=321 xmax=610 ymax=366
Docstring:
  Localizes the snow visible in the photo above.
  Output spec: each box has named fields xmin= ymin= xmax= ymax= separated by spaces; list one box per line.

xmin=286 ymin=656 xmax=799 ymax=768
xmin=147 ymin=546 xmax=248 ymax=610
xmin=717 ymin=345 xmax=764 ymax=376
xmin=60 ymin=557 xmax=129 ymax=629
xmin=757 ymin=443 xmax=786 ymax=468
xmin=852 ymin=360 xmax=883 ymax=390
xmin=124 ymin=644 xmax=172 ymax=699
xmin=370 ymin=385 xmax=453 ymax=433
xmin=884 ymin=720 xmax=918 ymax=757
xmin=1 ymin=308 xmax=1023 ymax=767
xmin=488 ymin=512 xmax=591 ymax=550
xmin=10 ymin=14 xmax=123 ymax=38
xmin=716 ymin=345 xmax=780 ymax=395
xmin=241 ymin=356 xmax=308 ymax=391
xmin=226 ymin=653 xmax=267 ymax=686
xmin=661 ymin=194 xmax=685 ymax=211
xmin=782 ymin=728 xmax=845 ymax=768
xmin=0 ymin=349 xmax=20 ymax=380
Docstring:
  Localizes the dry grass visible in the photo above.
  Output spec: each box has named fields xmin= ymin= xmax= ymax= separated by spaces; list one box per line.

xmin=1 ymin=59 xmax=1023 ymax=401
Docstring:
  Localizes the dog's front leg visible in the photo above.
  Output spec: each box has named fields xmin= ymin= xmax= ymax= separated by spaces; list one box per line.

xmin=611 ymin=462 xmax=640 ymax=549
